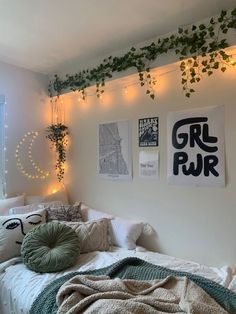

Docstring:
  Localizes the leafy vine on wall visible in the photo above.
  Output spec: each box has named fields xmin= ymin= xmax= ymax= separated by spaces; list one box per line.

xmin=48 ymin=8 xmax=236 ymax=100
xmin=46 ymin=124 xmax=69 ymax=182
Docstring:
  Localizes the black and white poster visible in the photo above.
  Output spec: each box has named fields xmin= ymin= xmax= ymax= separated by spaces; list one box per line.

xmin=139 ymin=117 xmax=158 ymax=147
xmin=139 ymin=151 xmax=159 ymax=179
xmin=98 ymin=120 xmax=132 ymax=180
xmin=167 ymin=106 xmax=225 ymax=187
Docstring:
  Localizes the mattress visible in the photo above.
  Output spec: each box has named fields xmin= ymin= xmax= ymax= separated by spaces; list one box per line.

xmin=0 ymin=246 xmax=235 ymax=314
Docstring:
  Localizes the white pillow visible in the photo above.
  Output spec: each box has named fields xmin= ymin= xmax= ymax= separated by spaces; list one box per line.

xmin=25 ymin=195 xmax=44 ymax=205
xmin=79 ymin=203 xmax=114 ymax=221
xmin=25 ymin=189 xmax=68 ymax=205
xmin=9 ymin=204 xmax=36 ymax=215
xmin=0 ymin=208 xmax=46 ymax=262
xmin=110 ymin=217 xmax=143 ymax=250
xmin=43 ymin=189 xmax=68 ymax=205
xmin=80 ymin=203 xmax=143 ymax=249
xmin=0 ymin=195 xmax=25 ymax=215
xmin=9 ymin=201 xmax=62 ymax=215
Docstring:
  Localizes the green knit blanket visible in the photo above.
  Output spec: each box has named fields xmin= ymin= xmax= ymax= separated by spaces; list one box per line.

xmin=29 ymin=257 xmax=236 ymax=314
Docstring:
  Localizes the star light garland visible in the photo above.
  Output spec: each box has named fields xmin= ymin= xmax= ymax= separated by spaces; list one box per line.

xmin=15 ymin=131 xmax=50 ymax=180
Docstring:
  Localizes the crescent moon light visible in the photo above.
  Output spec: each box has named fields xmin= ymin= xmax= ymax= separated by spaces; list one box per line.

xmin=15 ymin=131 xmax=50 ymax=179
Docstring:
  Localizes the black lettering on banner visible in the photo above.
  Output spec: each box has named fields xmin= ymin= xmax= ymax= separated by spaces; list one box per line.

xmin=182 ymin=154 xmax=203 ymax=176
xmin=173 ymin=152 xmax=188 ymax=175
xmin=172 ymin=118 xmax=207 ymax=149
xmin=204 ymin=155 xmax=219 ymax=177
xmin=172 ymin=116 xmax=219 ymax=178
xmin=189 ymin=124 xmax=217 ymax=152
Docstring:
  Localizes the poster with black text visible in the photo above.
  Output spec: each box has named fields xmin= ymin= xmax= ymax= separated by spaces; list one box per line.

xmin=167 ymin=106 xmax=225 ymax=187
xmin=139 ymin=117 xmax=158 ymax=147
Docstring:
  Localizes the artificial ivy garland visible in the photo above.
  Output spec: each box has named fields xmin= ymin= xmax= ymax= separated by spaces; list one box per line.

xmin=48 ymin=8 xmax=236 ymax=100
xmin=46 ymin=124 xmax=69 ymax=182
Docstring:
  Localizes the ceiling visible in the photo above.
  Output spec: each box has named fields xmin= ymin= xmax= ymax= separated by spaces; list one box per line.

xmin=0 ymin=0 xmax=235 ymax=75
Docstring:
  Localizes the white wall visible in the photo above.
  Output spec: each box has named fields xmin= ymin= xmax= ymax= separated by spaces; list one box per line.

xmin=0 ymin=61 xmax=58 ymax=196
xmin=64 ymin=45 xmax=236 ymax=267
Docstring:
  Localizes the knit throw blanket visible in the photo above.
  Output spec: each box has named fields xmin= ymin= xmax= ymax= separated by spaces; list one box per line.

xmin=56 ymin=274 xmax=228 ymax=314
xmin=29 ymin=257 xmax=236 ymax=314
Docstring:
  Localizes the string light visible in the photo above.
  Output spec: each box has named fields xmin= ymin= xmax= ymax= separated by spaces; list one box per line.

xmin=15 ymin=131 xmax=50 ymax=180
xmin=71 ymin=51 xmax=236 ymax=102
xmin=51 ymin=97 xmax=65 ymax=125
xmin=77 ymin=90 xmax=87 ymax=103
xmin=0 ymin=97 xmax=7 ymax=198
xmin=74 ymin=72 xmax=159 ymax=101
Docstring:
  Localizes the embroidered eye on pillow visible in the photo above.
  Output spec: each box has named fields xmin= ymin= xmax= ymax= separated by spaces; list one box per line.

xmin=0 ymin=208 xmax=46 ymax=262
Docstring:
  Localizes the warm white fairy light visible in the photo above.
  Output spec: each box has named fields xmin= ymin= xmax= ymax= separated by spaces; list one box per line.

xmin=0 ymin=97 xmax=7 ymax=198
xmin=15 ymin=131 xmax=50 ymax=180
xmin=77 ymin=90 xmax=87 ymax=104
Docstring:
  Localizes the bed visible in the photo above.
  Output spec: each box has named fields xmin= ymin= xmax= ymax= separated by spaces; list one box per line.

xmin=1 ymin=246 xmax=236 ymax=314
xmin=1 ymin=196 xmax=236 ymax=313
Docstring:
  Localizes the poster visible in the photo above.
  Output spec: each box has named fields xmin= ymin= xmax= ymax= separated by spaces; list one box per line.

xmin=167 ymin=106 xmax=225 ymax=187
xmin=98 ymin=120 xmax=132 ymax=180
xmin=139 ymin=151 xmax=159 ymax=179
xmin=139 ymin=117 xmax=159 ymax=147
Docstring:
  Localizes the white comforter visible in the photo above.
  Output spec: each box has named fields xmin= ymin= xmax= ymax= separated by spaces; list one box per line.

xmin=0 ymin=247 xmax=235 ymax=314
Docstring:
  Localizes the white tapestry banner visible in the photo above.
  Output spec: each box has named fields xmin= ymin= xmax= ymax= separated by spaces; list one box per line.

xmin=98 ymin=120 xmax=132 ymax=180
xmin=167 ymin=106 xmax=225 ymax=187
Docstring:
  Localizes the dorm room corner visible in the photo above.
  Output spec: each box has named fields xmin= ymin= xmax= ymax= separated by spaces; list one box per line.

xmin=0 ymin=1 xmax=236 ymax=313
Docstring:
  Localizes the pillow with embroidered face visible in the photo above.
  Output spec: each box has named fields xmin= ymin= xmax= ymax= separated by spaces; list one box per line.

xmin=0 ymin=208 xmax=46 ymax=262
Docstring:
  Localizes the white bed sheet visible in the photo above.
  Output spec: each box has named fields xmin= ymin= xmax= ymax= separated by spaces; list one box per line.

xmin=0 ymin=246 xmax=235 ymax=314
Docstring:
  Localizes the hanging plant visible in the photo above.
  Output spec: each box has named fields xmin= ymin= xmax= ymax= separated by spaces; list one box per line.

xmin=46 ymin=124 xmax=69 ymax=182
xmin=48 ymin=8 xmax=236 ymax=100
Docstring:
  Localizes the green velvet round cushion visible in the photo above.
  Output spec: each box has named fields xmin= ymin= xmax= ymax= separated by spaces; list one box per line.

xmin=21 ymin=222 xmax=80 ymax=273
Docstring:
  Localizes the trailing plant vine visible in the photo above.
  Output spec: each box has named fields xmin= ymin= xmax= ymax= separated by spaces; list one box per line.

xmin=48 ymin=8 xmax=236 ymax=100
xmin=46 ymin=124 xmax=69 ymax=182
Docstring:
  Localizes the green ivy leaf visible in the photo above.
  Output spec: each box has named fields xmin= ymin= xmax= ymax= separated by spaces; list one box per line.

xmin=150 ymin=94 xmax=155 ymax=100
xmin=232 ymin=8 xmax=236 ymax=15
xmin=49 ymin=8 xmax=235 ymax=102
xmin=199 ymin=24 xmax=206 ymax=30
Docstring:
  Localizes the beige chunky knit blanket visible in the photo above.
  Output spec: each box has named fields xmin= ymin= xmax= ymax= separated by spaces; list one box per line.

xmin=56 ymin=274 xmax=228 ymax=314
